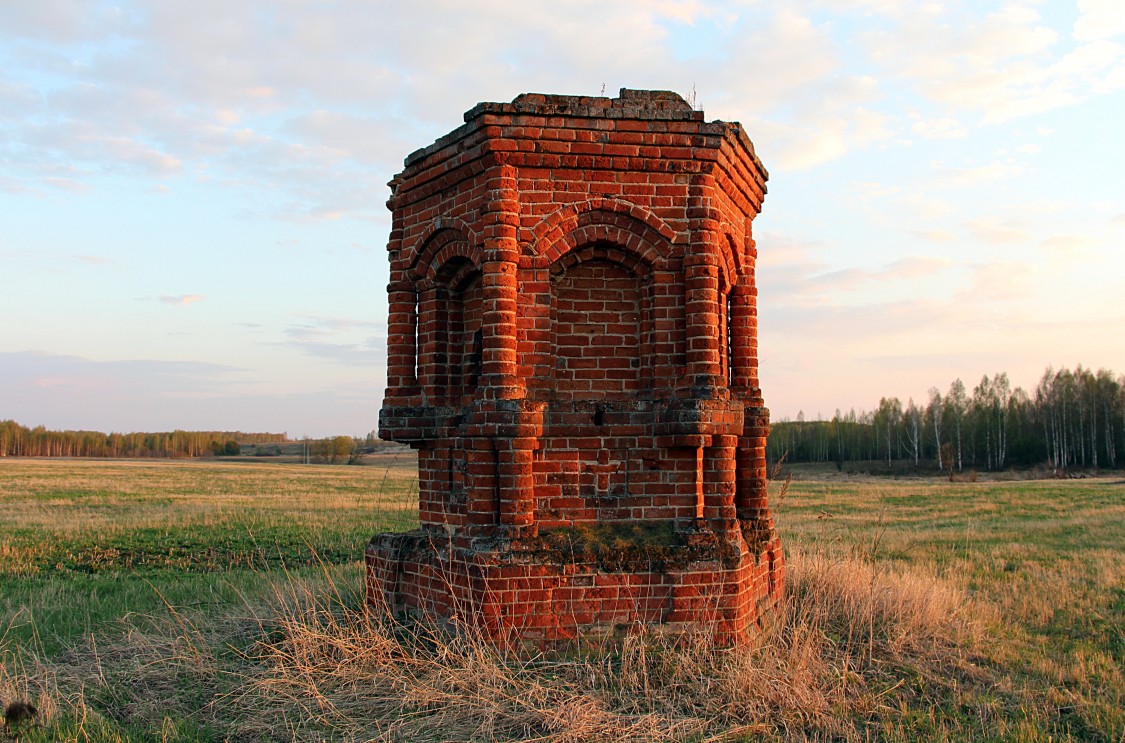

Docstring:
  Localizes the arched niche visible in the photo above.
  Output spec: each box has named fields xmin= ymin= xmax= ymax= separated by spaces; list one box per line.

xmin=548 ymin=243 xmax=652 ymax=400
xmin=418 ymin=257 xmax=483 ymax=406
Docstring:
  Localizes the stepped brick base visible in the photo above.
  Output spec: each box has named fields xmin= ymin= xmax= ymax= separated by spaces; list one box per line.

xmin=366 ymin=525 xmax=783 ymax=646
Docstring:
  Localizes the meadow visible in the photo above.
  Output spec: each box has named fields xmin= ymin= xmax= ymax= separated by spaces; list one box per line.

xmin=1 ymin=457 xmax=1122 ymax=741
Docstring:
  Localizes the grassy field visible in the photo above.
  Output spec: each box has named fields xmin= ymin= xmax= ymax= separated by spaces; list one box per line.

xmin=776 ymin=465 xmax=1125 ymax=740
xmin=0 ymin=458 xmax=1122 ymax=741
xmin=0 ymin=458 xmax=417 ymax=655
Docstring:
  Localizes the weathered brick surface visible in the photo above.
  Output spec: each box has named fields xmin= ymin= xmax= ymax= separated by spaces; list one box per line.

xmin=369 ymin=89 xmax=783 ymax=645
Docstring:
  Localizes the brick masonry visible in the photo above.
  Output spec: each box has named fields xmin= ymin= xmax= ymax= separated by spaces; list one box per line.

xmin=367 ymin=89 xmax=783 ymax=645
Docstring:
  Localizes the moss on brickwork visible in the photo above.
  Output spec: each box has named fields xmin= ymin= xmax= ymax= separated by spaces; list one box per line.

xmin=526 ymin=521 xmax=741 ymax=572
xmin=740 ymin=519 xmax=778 ymax=554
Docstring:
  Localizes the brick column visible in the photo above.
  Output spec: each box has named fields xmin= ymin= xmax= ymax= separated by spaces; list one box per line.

xmin=465 ymin=438 xmax=499 ymax=531
xmin=732 ymin=241 xmax=769 ymax=520
xmin=479 ymin=250 xmax=521 ymax=399
xmin=649 ymin=269 xmax=679 ymax=390
xmin=479 ymin=163 xmax=523 ymax=400
xmin=736 ymin=405 xmax=770 ymax=520
xmin=704 ymin=433 xmax=739 ymax=533
xmin=517 ymin=258 xmax=552 ymax=389
xmin=497 ymin=437 xmax=537 ymax=534
xmin=385 ymin=277 xmax=418 ymax=400
xmin=694 ymin=445 xmax=706 ymax=521
xmin=729 ymin=277 xmax=756 ymax=393
xmin=683 ymin=243 xmax=723 ymax=389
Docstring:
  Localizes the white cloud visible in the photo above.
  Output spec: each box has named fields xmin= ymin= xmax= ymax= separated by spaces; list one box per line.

xmin=0 ymin=2 xmax=897 ymax=205
xmin=911 ymin=229 xmax=957 ymax=242
xmin=855 ymin=181 xmax=901 ymax=200
xmin=860 ymin=2 xmax=1124 ymax=124
xmin=883 ymin=256 xmax=951 ymax=277
xmin=765 ymin=119 xmax=848 ymax=169
xmin=962 ymin=261 xmax=1035 ymax=300
xmin=1041 ymin=234 xmax=1094 ymax=253
xmin=0 ymin=175 xmax=31 ymax=194
xmin=692 ymin=9 xmax=894 ymax=169
xmin=1074 ymin=0 xmax=1125 ymax=41
xmin=965 ymin=217 xmax=1029 ymax=245
xmin=899 ymin=193 xmax=957 ymax=220
xmin=279 ymin=315 xmax=386 ymax=366
xmin=761 ymin=297 xmax=956 ymax=342
xmin=0 ymin=1 xmax=126 ymax=43
xmin=42 ymin=176 xmax=92 ymax=192
xmin=753 ymin=232 xmax=826 ymax=269
xmin=807 ymin=256 xmax=952 ymax=293
xmin=0 ymin=350 xmax=241 ymax=398
xmin=159 ymin=294 xmax=204 ymax=305
xmin=935 ymin=160 xmax=1028 ymax=186
xmin=715 ymin=8 xmax=840 ymax=110
xmin=912 ymin=116 xmax=968 ymax=139
xmin=1041 ymin=233 xmax=1098 ymax=268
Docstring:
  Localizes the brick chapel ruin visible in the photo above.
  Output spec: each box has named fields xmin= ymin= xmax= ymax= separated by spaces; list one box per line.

xmin=367 ymin=89 xmax=783 ymax=644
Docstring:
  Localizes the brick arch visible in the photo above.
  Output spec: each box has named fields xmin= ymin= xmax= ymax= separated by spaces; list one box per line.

xmin=548 ymin=241 xmax=652 ymax=279
xmin=683 ymin=233 xmax=737 ymax=294
xmin=530 ymin=199 xmax=677 ymax=269
xmin=719 ymin=232 xmax=742 ymax=293
xmin=406 ymin=221 xmax=482 ymax=282
xmin=434 ymin=254 xmax=480 ymax=292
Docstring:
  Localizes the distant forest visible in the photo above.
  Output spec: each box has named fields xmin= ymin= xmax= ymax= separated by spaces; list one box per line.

xmin=768 ymin=366 xmax=1124 ymax=472
xmin=0 ymin=421 xmax=286 ymax=458
xmin=4 ymin=364 xmax=1122 ymax=471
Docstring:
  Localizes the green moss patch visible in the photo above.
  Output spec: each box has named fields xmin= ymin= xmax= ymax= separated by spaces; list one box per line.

xmin=527 ymin=521 xmax=741 ymax=572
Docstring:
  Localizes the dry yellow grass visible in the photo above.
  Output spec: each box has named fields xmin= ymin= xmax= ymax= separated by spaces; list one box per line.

xmin=2 ymin=547 xmax=986 ymax=742
xmin=0 ymin=458 xmax=417 ymax=534
xmin=2 ymin=459 xmax=1123 ymax=740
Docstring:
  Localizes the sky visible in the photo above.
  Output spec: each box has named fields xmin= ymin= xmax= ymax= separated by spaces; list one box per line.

xmin=2 ymin=1 xmax=1123 ymax=438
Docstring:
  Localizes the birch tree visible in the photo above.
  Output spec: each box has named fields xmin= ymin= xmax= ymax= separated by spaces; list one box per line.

xmin=874 ymin=397 xmax=902 ymax=466
xmin=946 ymin=379 xmax=967 ymax=471
xmin=928 ymin=387 xmax=944 ymax=471
xmin=994 ymin=372 xmax=1011 ymax=468
xmin=903 ymin=398 xmax=922 ymax=467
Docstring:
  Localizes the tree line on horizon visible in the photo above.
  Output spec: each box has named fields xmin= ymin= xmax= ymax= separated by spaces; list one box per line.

xmin=0 ymin=421 xmax=287 ymax=459
xmin=767 ymin=365 xmax=1124 ymax=472
xmin=6 ymin=364 xmax=1122 ymax=471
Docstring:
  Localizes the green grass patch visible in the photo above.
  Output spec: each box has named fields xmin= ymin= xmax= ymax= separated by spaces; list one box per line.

xmin=1 ymin=459 xmax=417 ymax=656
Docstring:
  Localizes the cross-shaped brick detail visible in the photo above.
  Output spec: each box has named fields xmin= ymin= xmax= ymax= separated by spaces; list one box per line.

xmin=584 ymin=449 xmax=621 ymax=494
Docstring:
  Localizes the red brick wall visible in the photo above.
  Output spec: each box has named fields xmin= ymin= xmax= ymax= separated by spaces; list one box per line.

xmin=550 ymin=257 xmax=642 ymax=400
xmin=533 ymin=435 xmax=699 ymax=527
